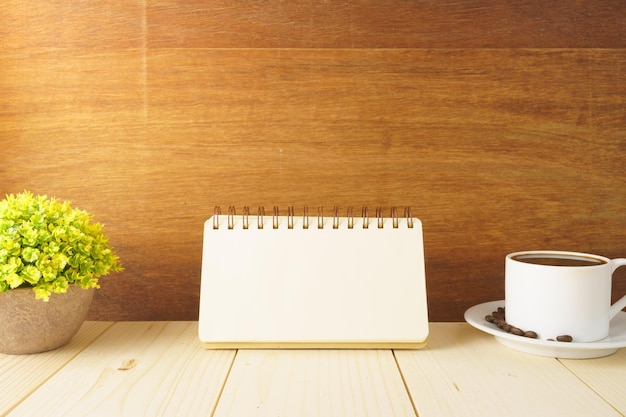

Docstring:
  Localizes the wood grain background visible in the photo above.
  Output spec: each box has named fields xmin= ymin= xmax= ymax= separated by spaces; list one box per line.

xmin=1 ymin=1 xmax=625 ymax=321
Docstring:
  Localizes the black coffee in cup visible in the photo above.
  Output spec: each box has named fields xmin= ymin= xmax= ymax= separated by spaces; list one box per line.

xmin=511 ymin=254 xmax=606 ymax=267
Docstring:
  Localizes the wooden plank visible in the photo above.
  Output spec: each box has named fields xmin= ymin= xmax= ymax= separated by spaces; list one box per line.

xmin=0 ymin=322 xmax=112 ymax=416
xmin=0 ymin=49 xmax=144 ymax=130
xmin=0 ymin=0 xmax=144 ymax=49
xmin=3 ymin=47 xmax=625 ymax=322
xmin=147 ymin=0 xmax=626 ymax=48
xmin=7 ymin=322 xmax=235 ymax=417
xmin=214 ymin=349 xmax=416 ymax=417
xmin=559 ymin=349 xmax=626 ymax=414
xmin=394 ymin=323 xmax=621 ymax=417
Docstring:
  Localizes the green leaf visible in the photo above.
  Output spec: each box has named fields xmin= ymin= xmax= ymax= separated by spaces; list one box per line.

xmin=21 ymin=265 xmax=42 ymax=285
xmin=5 ymin=272 xmax=23 ymax=289
xmin=21 ymin=247 xmax=40 ymax=263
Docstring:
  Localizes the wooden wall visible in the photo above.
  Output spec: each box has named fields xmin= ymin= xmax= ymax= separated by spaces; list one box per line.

xmin=1 ymin=1 xmax=625 ymax=322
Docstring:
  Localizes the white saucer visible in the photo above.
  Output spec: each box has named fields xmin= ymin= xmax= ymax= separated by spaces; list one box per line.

xmin=464 ymin=300 xmax=626 ymax=359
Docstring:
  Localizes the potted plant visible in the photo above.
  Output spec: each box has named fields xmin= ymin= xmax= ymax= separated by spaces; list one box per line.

xmin=0 ymin=191 xmax=122 ymax=354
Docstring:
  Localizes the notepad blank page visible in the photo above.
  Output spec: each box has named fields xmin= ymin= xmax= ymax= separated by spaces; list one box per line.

xmin=199 ymin=216 xmax=428 ymax=347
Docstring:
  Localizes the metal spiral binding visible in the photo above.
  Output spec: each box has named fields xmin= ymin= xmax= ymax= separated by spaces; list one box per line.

xmin=228 ymin=206 xmax=236 ymax=229
xmin=287 ymin=206 xmax=295 ymax=229
xmin=242 ymin=206 xmax=250 ymax=229
xmin=404 ymin=207 xmax=414 ymax=228
xmin=212 ymin=206 xmax=414 ymax=229
xmin=213 ymin=206 xmax=221 ymax=229
xmin=317 ymin=206 xmax=324 ymax=229
xmin=258 ymin=206 xmax=265 ymax=229
xmin=273 ymin=206 xmax=280 ymax=229
xmin=391 ymin=206 xmax=399 ymax=229
xmin=303 ymin=206 xmax=310 ymax=229
xmin=362 ymin=207 xmax=369 ymax=229
xmin=376 ymin=207 xmax=384 ymax=229
xmin=347 ymin=206 xmax=354 ymax=229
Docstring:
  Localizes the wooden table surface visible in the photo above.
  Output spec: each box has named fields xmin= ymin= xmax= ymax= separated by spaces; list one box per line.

xmin=1 ymin=322 xmax=624 ymax=417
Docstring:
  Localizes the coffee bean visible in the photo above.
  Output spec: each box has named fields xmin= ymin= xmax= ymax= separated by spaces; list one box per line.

xmin=510 ymin=327 xmax=524 ymax=336
xmin=487 ymin=305 xmax=576 ymax=343
xmin=488 ymin=306 xmax=541 ymax=341
xmin=492 ymin=311 xmax=505 ymax=320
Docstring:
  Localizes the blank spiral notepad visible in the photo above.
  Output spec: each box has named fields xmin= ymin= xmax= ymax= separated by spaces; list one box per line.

xmin=199 ymin=207 xmax=428 ymax=349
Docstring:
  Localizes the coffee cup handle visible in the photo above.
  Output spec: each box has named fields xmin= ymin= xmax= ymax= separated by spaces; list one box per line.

xmin=610 ymin=258 xmax=626 ymax=319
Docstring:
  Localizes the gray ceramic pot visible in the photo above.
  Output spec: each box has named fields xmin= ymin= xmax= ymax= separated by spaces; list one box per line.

xmin=0 ymin=285 xmax=94 ymax=354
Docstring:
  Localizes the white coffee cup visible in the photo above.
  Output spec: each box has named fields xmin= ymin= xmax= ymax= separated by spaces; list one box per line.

xmin=505 ymin=250 xmax=626 ymax=343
